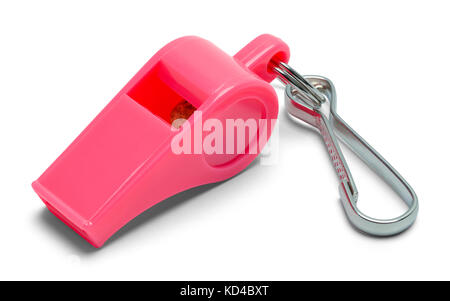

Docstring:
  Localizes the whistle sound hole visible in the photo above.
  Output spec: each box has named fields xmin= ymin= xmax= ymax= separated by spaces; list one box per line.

xmin=127 ymin=65 xmax=197 ymax=126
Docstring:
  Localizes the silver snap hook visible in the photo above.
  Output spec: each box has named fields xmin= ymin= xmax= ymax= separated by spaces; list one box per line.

xmin=273 ymin=61 xmax=418 ymax=236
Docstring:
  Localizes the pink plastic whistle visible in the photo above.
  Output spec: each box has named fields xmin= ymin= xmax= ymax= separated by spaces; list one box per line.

xmin=32 ymin=34 xmax=290 ymax=247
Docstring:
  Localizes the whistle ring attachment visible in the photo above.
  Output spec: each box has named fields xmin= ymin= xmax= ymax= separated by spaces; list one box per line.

xmin=278 ymin=63 xmax=418 ymax=236
xmin=273 ymin=61 xmax=326 ymax=106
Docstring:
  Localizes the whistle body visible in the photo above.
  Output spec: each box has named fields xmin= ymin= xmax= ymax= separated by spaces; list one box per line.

xmin=32 ymin=34 xmax=290 ymax=247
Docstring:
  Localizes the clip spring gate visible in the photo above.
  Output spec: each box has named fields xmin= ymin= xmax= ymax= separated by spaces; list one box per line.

xmin=272 ymin=61 xmax=418 ymax=236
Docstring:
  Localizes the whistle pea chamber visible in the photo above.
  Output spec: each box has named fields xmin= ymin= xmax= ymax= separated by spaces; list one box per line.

xmin=32 ymin=34 xmax=290 ymax=247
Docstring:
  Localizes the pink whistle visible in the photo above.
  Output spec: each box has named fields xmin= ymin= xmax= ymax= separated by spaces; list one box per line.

xmin=32 ymin=34 xmax=290 ymax=247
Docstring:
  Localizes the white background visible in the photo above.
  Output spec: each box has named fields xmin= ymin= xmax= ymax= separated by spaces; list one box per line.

xmin=1 ymin=0 xmax=449 ymax=280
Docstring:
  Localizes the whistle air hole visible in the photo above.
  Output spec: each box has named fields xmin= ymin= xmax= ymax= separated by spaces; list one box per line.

xmin=41 ymin=199 xmax=95 ymax=247
xmin=127 ymin=64 xmax=197 ymax=127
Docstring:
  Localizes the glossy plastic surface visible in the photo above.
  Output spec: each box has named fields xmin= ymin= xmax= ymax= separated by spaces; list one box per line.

xmin=32 ymin=34 xmax=290 ymax=247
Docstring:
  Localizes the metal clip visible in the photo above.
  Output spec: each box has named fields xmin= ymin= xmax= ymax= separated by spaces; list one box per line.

xmin=273 ymin=61 xmax=418 ymax=236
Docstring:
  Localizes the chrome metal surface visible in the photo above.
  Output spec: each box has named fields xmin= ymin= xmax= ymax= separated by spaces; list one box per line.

xmin=273 ymin=61 xmax=326 ymax=106
xmin=274 ymin=62 xmax=419 ymax=236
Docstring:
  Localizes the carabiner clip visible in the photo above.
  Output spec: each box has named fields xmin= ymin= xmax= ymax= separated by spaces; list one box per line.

xmin=273 ymin=62 xmax=418 ymax=236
